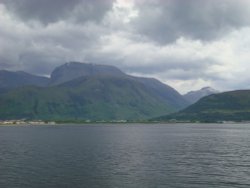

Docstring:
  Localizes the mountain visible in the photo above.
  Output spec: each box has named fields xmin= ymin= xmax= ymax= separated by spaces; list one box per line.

xmin=0 ymin=62 xmax=189 ymax=121
xmin=50 ymin=62 xmax=126 ymax=85
xmin=183 ymin=87 xmax=219 ymax=104
xmin=155 ymin=90 xmax=250 ymax=122
xmin=50 ymin=62 xmax=189 ymax=108
xmin=0 ymin=70 xmax=49 ymax=90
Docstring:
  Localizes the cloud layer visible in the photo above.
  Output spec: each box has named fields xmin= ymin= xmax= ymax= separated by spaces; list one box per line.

xmin=1 ymin=0 xmax=250 ymax=93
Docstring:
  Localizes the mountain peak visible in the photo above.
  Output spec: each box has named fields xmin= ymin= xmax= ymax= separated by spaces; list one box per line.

xmin=50 ymin=62 xmax=126 ymax=85
xmin=201 ymin=86 xmax=212 ymax=90
xmin=201 ymin=87 xmax=218 ymax=92
xmin=184 ymin=86 xmax=219 ymax=104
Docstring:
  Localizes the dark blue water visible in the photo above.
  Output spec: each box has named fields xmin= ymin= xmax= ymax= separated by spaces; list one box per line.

xmin=1 ymin=124 xmax=250 ymax=188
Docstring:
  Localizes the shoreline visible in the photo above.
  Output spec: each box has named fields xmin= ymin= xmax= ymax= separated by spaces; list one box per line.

xmin=1 ymin=121 xmax=250 ymax=126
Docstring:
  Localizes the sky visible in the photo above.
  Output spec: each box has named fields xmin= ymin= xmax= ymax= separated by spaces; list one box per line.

xmin=1 ymin=0 xmax=250 ymax=93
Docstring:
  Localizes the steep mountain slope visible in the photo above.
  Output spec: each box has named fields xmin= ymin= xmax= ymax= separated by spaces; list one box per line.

xmin=135 ymin=77 xmax=189 ymax=109
xmin=50 ymin=62 xmax=126 ymax=85
xmin=0 ymin=70 xmax=49 ymax=89
xmin=155 ymin=90 xmax=250 ymax=122
xmin=0 ymin=75 xmax=184 ymax=121
xmin=183 ymin=87 xmax=219 ymax=104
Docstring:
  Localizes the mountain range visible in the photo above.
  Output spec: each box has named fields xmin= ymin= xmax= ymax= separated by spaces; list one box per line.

xmin=0 ymin=62 xmax=189 ymax=121
xmin=4 ymin=62 xmax=250 ymax=123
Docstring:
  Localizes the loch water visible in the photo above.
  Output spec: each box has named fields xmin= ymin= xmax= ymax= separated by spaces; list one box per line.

xmin=1 ymin=123 xmax=250 ymax=188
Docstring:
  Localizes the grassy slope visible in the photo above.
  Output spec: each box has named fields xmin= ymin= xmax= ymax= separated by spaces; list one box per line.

xmin=154 ymin=90 xmax=250 ymax=122
xmin=0 ymin=76 xmax=179 ymax=121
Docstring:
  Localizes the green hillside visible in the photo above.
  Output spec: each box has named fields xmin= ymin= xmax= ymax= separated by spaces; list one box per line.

xmin=154 ymin=90 xmax=250 ymax=122
xmin=0 ymin=75 xmax=185 ymax=121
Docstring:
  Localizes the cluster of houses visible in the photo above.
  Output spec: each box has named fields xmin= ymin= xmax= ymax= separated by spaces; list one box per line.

xmin=0 ymin=120 xmax=56 ymax=125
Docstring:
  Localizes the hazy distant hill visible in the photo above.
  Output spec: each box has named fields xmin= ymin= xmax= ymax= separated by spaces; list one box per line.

xmin=0 ymin=70 xmax=49 ymax=89
xmin=155 ymin=90 xmax=250 ymax=122
xmin=0 ymin=62 xmax=189 ymax=121
xmin=183 ymin=87 xmax=219 ymax=104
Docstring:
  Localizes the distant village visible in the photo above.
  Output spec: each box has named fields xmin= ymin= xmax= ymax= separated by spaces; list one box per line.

xmin=0 ymin=120 xmax=56 ymax=125
xmin=0 ymin=119 xmax=129 ymax=125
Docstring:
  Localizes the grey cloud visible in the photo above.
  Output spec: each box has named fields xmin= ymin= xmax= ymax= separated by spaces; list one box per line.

xmin=122 ymin=60 xmax=223 ymax=81
xmin=85 ymin=44 xmax=222 ymax=82
xmin=0 ymin=5 xmax=111 ymax=75
xmin=18 ymin=52 xmax=64 ymax=76
xmin=214 ymin=78 xmax=250 ymax=92
xmin=0 ymin=56 xmax=14 ymax=70
xmin=133 ymin=0 xmax=250 ymax=43
xmin=0 ymin=0 xmax=114 ymax=74
xmin=1 ymin=0 xmax=114 ymax=24
xmin=1 ymin=0 xmax=250 ymax=92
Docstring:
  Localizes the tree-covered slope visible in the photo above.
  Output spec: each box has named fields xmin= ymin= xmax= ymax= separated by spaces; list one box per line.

xmin=154 ymin=90 xmax=250 ymax=122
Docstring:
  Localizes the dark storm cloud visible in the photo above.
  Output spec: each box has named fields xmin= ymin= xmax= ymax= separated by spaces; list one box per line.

xmin=0 ymin=0 xmax=113 ymax=75
xmin=133 ymin=0 xmax=250 ymax=43
xmin=1 ymin=0 xmax=114 ymax=24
